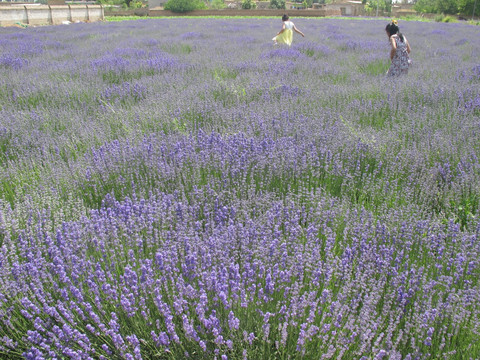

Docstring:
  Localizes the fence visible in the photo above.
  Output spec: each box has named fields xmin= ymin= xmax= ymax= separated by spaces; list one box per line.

xmin=0 ymin=4 xmax=103 ymax=26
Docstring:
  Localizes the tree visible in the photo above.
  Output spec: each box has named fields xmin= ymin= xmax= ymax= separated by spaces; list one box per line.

xmin=164 ymin=0 xmax=205 ymax=12
xmin=414 ymin=0 xmax=459 ymax=14
xmin=210 ymin=0 xmax=226 ymax=9
xmin=241 ymin=0 xmax=257 ymax=9
xmin=365 ymin=0 xmax=392 ymax=14
xmin=437 ymin=0 xmax=458 ymax=13
xmin=270 ymin=0 xmax=286 ymax=9
xmin=413 ymin=0 xmax=437 ymax=12
xmin=457 ymin=0 xmax=480 ymax=15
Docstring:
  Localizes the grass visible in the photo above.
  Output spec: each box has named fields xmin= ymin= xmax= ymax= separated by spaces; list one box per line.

xmin=104 ymin=14 xmax=480 ymax=26
xmin=105 ymin=15 xmax=283 ymax=21
xmin=358 ymin=59 xmax=390 ymax=76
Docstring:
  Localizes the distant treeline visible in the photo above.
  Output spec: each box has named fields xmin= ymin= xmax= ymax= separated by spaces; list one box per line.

xmin=413 ymin=0 xmax=479 ymax=17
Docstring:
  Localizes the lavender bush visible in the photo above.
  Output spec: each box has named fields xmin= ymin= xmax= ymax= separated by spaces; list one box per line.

xmin=0 ymin=17 xmax=480 ymax=359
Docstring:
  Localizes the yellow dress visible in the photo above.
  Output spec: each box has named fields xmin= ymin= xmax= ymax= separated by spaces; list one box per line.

xmin=273 ymin=21 xmax=295 ymax=46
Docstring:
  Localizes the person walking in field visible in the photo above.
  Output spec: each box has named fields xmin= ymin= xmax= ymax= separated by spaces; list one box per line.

xmin=386 ymin=20 xmax=411 ymax=77
xmin=272 ymin=14 xmax=305 ymax=46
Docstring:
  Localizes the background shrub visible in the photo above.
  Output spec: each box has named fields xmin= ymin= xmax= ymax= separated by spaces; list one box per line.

xmin=270 ymin=0 xmax=286 ymax=9
xmin=164 ymin=0 xmax=205 ymax=12
xmin=210 ymin=0 xmax=226 ymax=9
xmin=241 ymin=0 xmax=257 ymax=9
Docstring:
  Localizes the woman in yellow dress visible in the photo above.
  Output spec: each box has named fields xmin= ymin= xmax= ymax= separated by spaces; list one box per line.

xmin=272 ymin=14 xmax=305 ymax=46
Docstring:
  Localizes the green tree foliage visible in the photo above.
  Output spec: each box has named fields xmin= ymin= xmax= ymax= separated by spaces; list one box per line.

xmin=270 ymin=0 xmax=286 ymax=9
xmin=365 ymin=0 xmax=392 ymax=14
xmin=210 ymin=0 xmax=226 ymax=9
xmin=437 ymin=0 xmax=458 ymax=13
xmin=241 ymin=0 xmax=257 ymax=9
xmin=164 ymin=0 xmax=205 ymax=12
xmin=98 ymin=0 xmax=145 ymax=9
xmin=414 ymin=0 xmax=479 ymax=15
xmin=414 ymin=0 xmax=437 ymax=13
xmin=458 ymin=0 xmax=480 ymax=15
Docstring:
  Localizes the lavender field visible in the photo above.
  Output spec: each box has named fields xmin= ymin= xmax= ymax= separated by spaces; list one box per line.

xmin=0 ymin=17 xmax=480 ymax=359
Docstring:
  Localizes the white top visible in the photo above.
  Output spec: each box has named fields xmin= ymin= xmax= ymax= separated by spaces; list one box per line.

xmin=284 ymin=21 xmax=294 ymax=30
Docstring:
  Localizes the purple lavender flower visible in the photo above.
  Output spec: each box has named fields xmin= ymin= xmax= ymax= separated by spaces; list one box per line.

xmin=1 ymin=17 xmax=480 ymax=360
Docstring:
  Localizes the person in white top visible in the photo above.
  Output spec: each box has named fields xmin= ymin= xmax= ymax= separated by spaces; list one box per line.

xmin=272 ymin=14 xmax=305 ymax=46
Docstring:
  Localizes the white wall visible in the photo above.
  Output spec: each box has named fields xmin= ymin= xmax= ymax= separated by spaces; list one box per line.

xmin=0 ymin=4 xmax=103 ymax=26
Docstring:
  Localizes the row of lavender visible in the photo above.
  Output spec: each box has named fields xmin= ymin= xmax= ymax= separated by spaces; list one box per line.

xmin=0 ymin=18 xmax=479 ymax=359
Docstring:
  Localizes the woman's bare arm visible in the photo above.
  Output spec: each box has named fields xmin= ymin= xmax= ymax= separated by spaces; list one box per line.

xmin=389 ymin=36 xmax=397 ymax=60
xmin=293 ymin=25 xmax=305 ymax=37
xmin=405 ymin=37 xmax=411 ymax=54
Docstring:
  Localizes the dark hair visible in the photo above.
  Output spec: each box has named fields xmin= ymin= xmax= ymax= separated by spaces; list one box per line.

xmin=282 ymin=14 xmax=289 ymax=21
xmin=386 ymin=22 xmax=404 ymax=42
